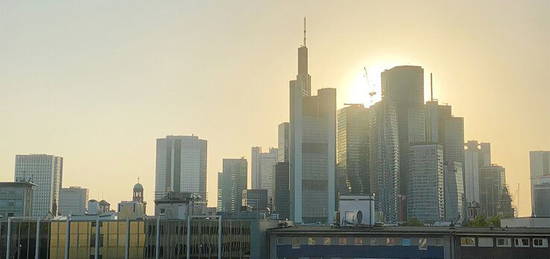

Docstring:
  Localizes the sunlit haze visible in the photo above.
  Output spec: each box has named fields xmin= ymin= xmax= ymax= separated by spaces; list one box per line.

xmin=1 ymin=0 xmax=549 ymax=216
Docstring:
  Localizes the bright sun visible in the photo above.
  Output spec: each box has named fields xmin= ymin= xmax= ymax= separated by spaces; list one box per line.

xmin=344 ymin=65 xmax=386 ymax=107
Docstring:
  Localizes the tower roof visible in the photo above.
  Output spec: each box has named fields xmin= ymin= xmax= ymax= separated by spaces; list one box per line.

xmin=133 ymin=183 xmax=144 ymax=192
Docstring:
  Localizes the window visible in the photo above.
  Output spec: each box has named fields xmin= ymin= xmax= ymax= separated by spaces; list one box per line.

xmin=460 ymin=237 xmax=476 ymax=247
xmin=496 ymin=238 xmax=511 ymax=247
xmin=514 ymin=238 xmax=530 ymax=247
xmin=478 ymin=237 xmax=494 ymax=247
xmin=533 ymin=238 xmax=548 ymax=248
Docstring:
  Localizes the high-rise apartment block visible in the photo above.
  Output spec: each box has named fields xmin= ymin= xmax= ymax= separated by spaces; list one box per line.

xmin=59 ymin=186 xmax=89 ymax=216
xmin=219 ymin=158 xmax=247 ymax=213
xmin=407 ymin=144 xmax=445 ymax=223
xmin=15 ymin=154 xmax=63 ymax=217
xmin=154 ymin=135 xmax=207 ymax=202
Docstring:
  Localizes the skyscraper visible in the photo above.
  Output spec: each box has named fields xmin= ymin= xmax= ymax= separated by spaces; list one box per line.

xmin=154 ymin=135 xmax=207 ymax=202
xmin=479 ymin=164 xmax=507 ymax=217
xmin=368 ymin=101 xmax=400 ymax=223
xmin=251 ymin=147 xmax=278 ymax=203
xmin=15 ymin=154 xmax=63 ymax=217
xmin=444 ymin=162 xmax=464 ymax=222
xmin=381 ymin=66 xmax=425 ymax=208
xmin=220 ymin=158 xmax=247 ymax=213
xmin=278 ymin=122 xmax=290 ymax=162
xmin=529 ymin=151 xmax=550 ymax=217
xmin=407 ymin=144 xmax=445 ymax=223
xmin=337 ymin=104 xmax=370 ymax=195
xmin=464 ymin=141 xmax=490 ymax=204
xmin=289 ymin=21 xmax=336 ymax=224
xmin=59 ymin=186 xmax=89 ymax=216
xmin=274 ymin=162 xmax=290 ymax=220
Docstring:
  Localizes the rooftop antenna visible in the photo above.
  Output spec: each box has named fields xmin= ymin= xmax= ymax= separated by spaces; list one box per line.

xmin=303 ymin=17 xmax=307 ymax=47
xmin=430 ymin=73 xmax=434 ymax=101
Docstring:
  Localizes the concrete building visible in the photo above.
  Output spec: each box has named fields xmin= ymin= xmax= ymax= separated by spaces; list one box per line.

xmin=337 ymin=104 xmax=370 ymax=195
xmin=14 ymin=154 xmax=63 ymax=217
xmin=242 ymin=189 xmax=268 ymax=212
xmin=288 ymin=29 xmax=336 ymax=224
xmin=251 ymin=147 xmax=278 ymax=204
xmin=408 ymin=144 xmax=445 ymax=223
xmin=273 ymin=162 xmax=290 ymax=220
xmin=220 ymin=158 xmax=247 ymax=213
xmin=368 ymin=101 xmax=400 ymax=223
xmin=154 ymin=135 xmax=207 ymax=202
xmin=0 ymin=181 xmax=34 ymax=219
xmin=530 ymin=151 xmax=550 ymax=217
xmin=118 ymin=182 xmax=147 ymax=219
xmin=278 ymin=122 xmax=290 ymax=162
xmin=59 ymin=186 xmax=88 ymax=216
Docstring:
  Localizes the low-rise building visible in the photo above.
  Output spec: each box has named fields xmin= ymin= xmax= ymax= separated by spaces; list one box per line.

xmin=0 ymin=181 xmax=34 ymax=219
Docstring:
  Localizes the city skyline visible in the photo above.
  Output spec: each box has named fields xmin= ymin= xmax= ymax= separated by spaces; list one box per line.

xmin=1 ymin=1 xmax=549 ymax=216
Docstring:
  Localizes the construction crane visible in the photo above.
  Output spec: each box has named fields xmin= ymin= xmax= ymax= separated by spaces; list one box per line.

xmin=364 ymin=67 xmax=377 ymax=97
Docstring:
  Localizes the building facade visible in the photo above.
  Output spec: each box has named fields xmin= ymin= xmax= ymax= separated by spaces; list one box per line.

xmin=336 ymin=104 xmax=370 ymax=196
xmin=479 ymin=164 xmax=506 ymax=217
xmin=154 ymin=135 xmax=207 ymax=202
xmin=464 ymin=141 xmax=491 ymax=205
xmin=277 ymin=122 xmax=290 ymax=162
xmin=59 ymin=186 xmax=89 ymax=216
xmin=242 ymin=189 xmax=269 ymax=212
xmin=220 ymin=158 xmax=247 ymax=213
xmin=14 ymin=154 xmax=63 ymax=217
xmin=0 ymin=181 xmax=34 ymax=219
xmin=288 ymin=35 xmax=336 ymax=224
xmin=407 ymin=144 xmax=445 ymax=223
xmin=273 ymin=162 xmax=290 ymax=220
xmin=251 ymin=147 xmax=278 ymax=204
xmin=530 ymin=151 xmax=550 ymax=217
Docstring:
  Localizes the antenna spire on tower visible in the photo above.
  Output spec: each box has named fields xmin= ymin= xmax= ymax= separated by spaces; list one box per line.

xmin=303 ymin=17 xmax=307 ymax=47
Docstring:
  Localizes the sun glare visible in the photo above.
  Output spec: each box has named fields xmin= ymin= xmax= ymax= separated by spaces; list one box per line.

xmin=344 ymin=65 xmax=387 ymax=107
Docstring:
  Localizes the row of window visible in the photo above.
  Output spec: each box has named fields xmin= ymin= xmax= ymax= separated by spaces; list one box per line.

xmin=460 ymin=236 xmax=549 ymax=248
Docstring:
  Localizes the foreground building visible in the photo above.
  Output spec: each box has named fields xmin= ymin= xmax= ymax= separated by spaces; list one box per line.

xmin=0 ymin=181 xmax=34 ymax=219
xmin=288 ymin=29 xmax=336 ymax=224
xmin=15 ymin=154 xmax=63 ymax=217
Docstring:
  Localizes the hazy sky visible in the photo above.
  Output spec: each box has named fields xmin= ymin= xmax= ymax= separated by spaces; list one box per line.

xmin=1 ymin=1 xmax=549 ymax=216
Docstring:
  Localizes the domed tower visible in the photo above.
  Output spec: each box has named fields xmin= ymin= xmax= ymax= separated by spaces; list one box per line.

xmin=133 ymin=180 xmax=144 ymax=203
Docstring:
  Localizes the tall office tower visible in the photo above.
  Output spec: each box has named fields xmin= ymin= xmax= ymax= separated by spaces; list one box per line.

xmin=381 ymin=66 xmax=425 ymax=218
xmin=278 ymin=122 xmax=290 ymax=162
xmin=530 ymin=151 xmax=550 ymax=217
xmin=220 ymin=158 xmax=247 ymax=213
xmin=444 ymin=162 xmax=464 ymax=221
xmin=59 ymin=186 xmax=89 ymax=216
xmin=274 ymin=162 xmax=290 ymax=220
xmin=289 ymin=24 xmax=336 ymax=224
xmin=464 ymin=141 xmax=491 ymax=204
xmin=154 ymin=135 xmax=207 ymax=202
xmin=479 ymin=164 xmax=506 ymax=217
xmin=251 ymin=147 xmax=278 ymax=203
xmin=425 ymin=100 xmax=465 ymax=221
xmin=337 ymin=104 xmax=370 ymax=195
xmin=15 ymin=154 xmax=63 ymax=217
xmin=407 ymin=144 xmax=445 ymax=223
xmin=368 ymin=101 xmax=400 ymax=223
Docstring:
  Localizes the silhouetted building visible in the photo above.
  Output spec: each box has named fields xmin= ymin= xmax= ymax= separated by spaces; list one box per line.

xmin=15 ymin=154 xmax=63 ymax=217
xmin=337 ymin=104 xmax=370 ymax=195
xmin=0 ymin=181 xmax=34 ymax=219
xmin=289 ymin=26 xmax=336 ymax=224
xmin=273 ymin=162 xmax=290 ymax=220
xmin=59 ymin=186 xmax=88 ymax=216
xmin=220 ymin=158 xmax=247 ymax=213
xmin=479 ymin=164 xmax=506 ymax=217
xmin=464 ymin=141 xmax=490 ymax=205
xmin=154 ymin=135 xmax=207 ymax=202
xmin=444 ymin=162 xmax=464 ymax=222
